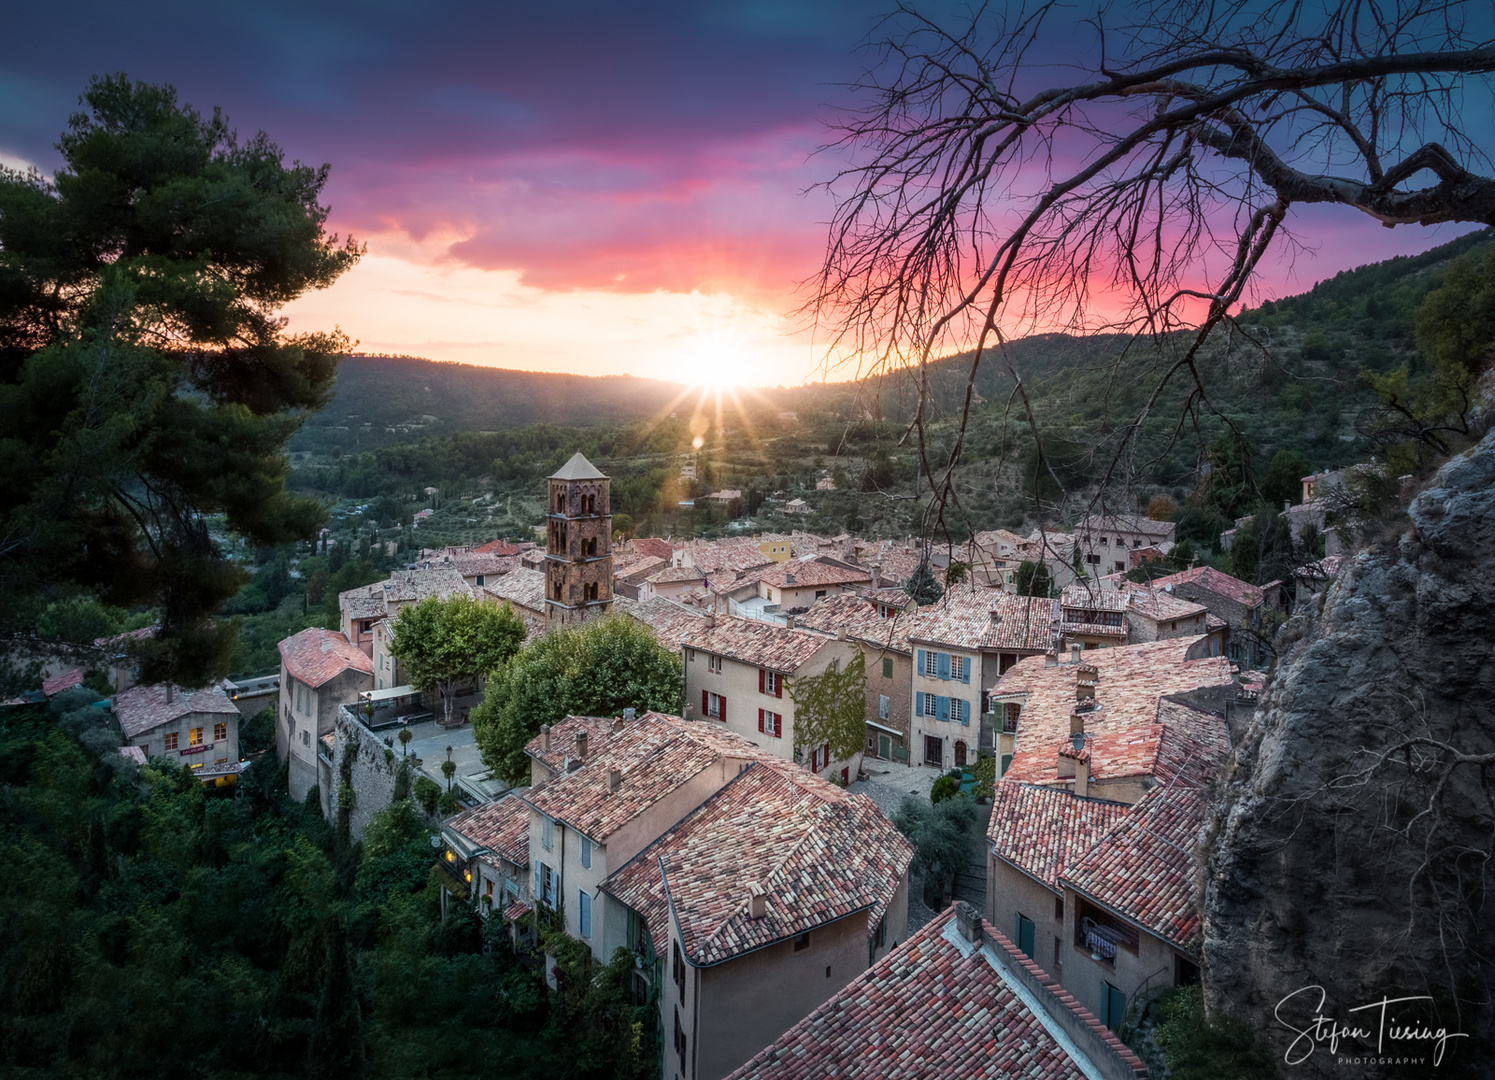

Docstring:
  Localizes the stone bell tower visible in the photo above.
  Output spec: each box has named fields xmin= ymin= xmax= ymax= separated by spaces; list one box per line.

xmin=544 ymin=452 xmax=614 ymax=631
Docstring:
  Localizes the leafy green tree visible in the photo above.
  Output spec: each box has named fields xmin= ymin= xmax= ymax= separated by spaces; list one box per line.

xmin=390 ymin=594 xmax=525 ymax=727
xmin=787 ymin=649 xmax=867 ymax=766
xmin=904 ymin=560 xmax=944 ymax=605
xmin=0 ymin=75 xmax=360 ymax=689
xmin=472 ymin=615 xmax=684 ymax=782
xmin=1012 ymin=559 xmax=1052 ymax=598
xmin=1261 ymin=449 xmax=1312 ymax=509
xmin=893 ymin=794 xmax=977 ymax=907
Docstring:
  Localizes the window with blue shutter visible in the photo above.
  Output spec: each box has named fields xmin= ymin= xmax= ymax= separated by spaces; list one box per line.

xmin=937 ymin=651 xmax=951 ymax=680
xmin=917 ymin=649 xmax=927 ymax=676
xmin=959 ymin=655 xmax=970 ymax=684
xmin=580 ymin=837 xmax=592 ymax=869
xmin=937 ymin=696 xmax=950 ymax=722
xmin=579 ymin=890 xmax=592 ymax=938
xmin=957 ymin=699 xmax=970 ymax=725
xmin=915 ymin=691 xmax=925 ymax=717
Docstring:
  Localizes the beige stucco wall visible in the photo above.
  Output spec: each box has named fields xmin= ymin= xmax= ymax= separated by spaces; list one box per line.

xmin=683 ymin=910 xmax=869 ymax=1080
xmin=280 ymin=664 xmax=371 ymax=802
xmin=987 ymin=854 xmax=1067 ymax=975
xmin=1059 ymin=885 xmax=1192 ymax=1028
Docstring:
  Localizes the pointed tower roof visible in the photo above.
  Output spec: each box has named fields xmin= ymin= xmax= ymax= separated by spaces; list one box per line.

xmin=550 ymin=452 xmax=608 ymax=480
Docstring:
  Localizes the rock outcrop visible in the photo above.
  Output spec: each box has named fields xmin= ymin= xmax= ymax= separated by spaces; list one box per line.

xmin=1202 ymin=430 xmax=1495 ymax=1080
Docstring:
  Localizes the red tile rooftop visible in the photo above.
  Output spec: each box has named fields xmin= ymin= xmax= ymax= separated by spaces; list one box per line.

xmin=603 ymin=760 xmax=911 ymax=966
xmin=444 ymin=793 xmax=531 ymax=868
xmin=1144 ymin=565 xmax=1267 ymax=607
xmin=986 ymin=781 xmax=1129 ymax=891
xmin=996 ymin=637 xmax=1233 ymax=786
xmin=278 ymin=627 xmax=373 ymax=688
xmin=42 ymin=668 xmax=84 ymax=697
xmin=908 ymin=588 xmax=1060 ymax=653
xmin=756 ymin=558 xmax=872 ymax=589
xmin=522 ymin=712 xmax=773 ymax=845
xmin=689 ymin=614 xmax=831 ymax=672
xmin=724 ymin=904 xmax=1148 ymax=1080
xmin=114 ymin=682 xmax=240 ymax=739
xmin=1063 ymin=777 xmax=1214 ymax=952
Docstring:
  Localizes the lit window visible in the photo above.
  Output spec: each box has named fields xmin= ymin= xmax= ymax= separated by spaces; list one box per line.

xmin=189 ymin=727 xmax=203 ymax=746
xmin=950 ymin=656 xmax=966 ymax=681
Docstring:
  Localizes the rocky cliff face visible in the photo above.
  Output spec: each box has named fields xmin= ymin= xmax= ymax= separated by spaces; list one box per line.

xmin=1202 ymin=430 xmax=1495 ymax=1080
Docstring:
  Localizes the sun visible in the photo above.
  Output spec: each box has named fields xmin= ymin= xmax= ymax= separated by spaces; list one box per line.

xmin=670 ymin=316 xmax=754 ymax=388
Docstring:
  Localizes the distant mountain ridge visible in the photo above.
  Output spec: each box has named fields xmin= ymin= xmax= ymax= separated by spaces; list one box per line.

xmin=293 ymin=228 xmax=1493 ymax=452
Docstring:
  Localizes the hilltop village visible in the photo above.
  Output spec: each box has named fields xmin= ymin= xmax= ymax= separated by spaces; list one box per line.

xmin=55 ymin=451 xmax=1342 ymax=1079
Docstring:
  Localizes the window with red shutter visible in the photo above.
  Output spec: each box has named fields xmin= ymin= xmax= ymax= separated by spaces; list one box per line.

xmin=774 ymin=713 xmax=782 ymax=737
xmin=758 ymin=708 xmax=765 ymax=733
xmin=758 ymin=669 xmax=765 ymax=693
xmin=720 ymin=696 xmax=726 ymax=723
xmin=702 ymin=689 xmax=708 ymax=715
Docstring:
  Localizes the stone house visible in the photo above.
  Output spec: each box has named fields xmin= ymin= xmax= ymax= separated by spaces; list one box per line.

xmin=337 ymin=566 xmax=472 ymax=658
xmin=438 ymin=793 xmax=531 ymax=929
xmin=724 ymin=903 xmax=1148 ymax=1080
xmin=905 ymin=589 xmax=1059 ymax=772
xmin=1073 ymin=514 xmax=1177 ymax=578
xmin=682 ymin=613 xmax=863 ymax=784
xmin=1120 ymin=583 xmax=1225 ymax=653
xmin=114 ymin=682 xmax=244 ymax=786
xmin=518 ymin=714 xmax=775 ymax=988
xmin=1058 ymin=584 xmax=1129 ymax=649
xmin=752 ymin=558 xmax=871 ymax=613
xmin=604 ymin=760 xmax=912 ymax=1080
xmin=983 ymin=638 xmax=1237 ymax=1027
xmin=481 ymin=566 xmax=548 ymax=638
xmin=1143 ymin=565 xmax=1287 ymax=669
xmin=276 ymin=627 xmax=375 ymax=801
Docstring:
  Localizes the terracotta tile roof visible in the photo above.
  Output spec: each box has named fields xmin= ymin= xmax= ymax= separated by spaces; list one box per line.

xmin=1060 ymin=585 xmax=1129 ymax=613
xmin=647 ymin=564 xmax=706 ymax=585
xmin=616 ymin=555 xmax=667 ymax=584
xmin=472 ymin=539 xmax=522 ymax=556
xmin=114 ymin=683 xmax=240 ymax=738
xmin=1145 ymin=565 xmax=1265 ymax=608
xmin=613 ymin=595 xmax=709 ymax=646
xmin=504 ymin=900 xmax=531 ymax=920
xmin=93 ymin=625 xmax=156 ymax=651
xmin=483 ymin=566 xmax=547 ymax=612
xmin=986 ymin=781 xmax=1129 ymax=891
xmin=795 ymin=593 xmax=903 ymax=647
xmin=724 ymin=905 xmax=1148 ymax=1080
xmin=908 ymin=589 xmax=1060 ymax=653
xmin=996 ymin=638 xmax=1234 ymax=785
xmin=43 ymin=669 xmax=84 ymax=697
xmin=861 ymin=587 xmax=916 ymax=611
xmin=1122 ymin=586 xmax=1207 ymax=622
xmin=1080 ymin=722 xmax=1224 ymax=785
xmin=1153 ymin=698 xmax=1231 ymax=756
xmin=677 ymin=537 xmax=775 ymax=574
xmin=339 ymin=567 xmax=473 ymax=622
xmin=523 ymin=712 xmax=770 ymax=844
xmin=630 ymin=537 xmax=674 ymax=562
xmin=603 ymin=761 xmax=911 ymax=965
xmin=757 ymin=558 xmax=872 ymax=590
xmin=445 ymin=794 xmax=530 ymax=867
xmin=689 ymin=614 xmax=832 ymax=673
xmin=1062 ymin=777 xmax=1213 ymax=951
xmin=525 ymin=715 xmax=618 ymax=775
xmin=972 ymin=528 xmax=1029 ymax=551
xmin=445 ymin=552 xmax=519 ymax=578
xmin=278 ymin=628 xmax=374 ymax=688
xmin=859 ymin=541 xmax=924 ymax=584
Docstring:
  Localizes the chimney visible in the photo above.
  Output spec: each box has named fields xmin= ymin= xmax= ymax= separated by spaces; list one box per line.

xmin=623 ymin=706 xmax=635 ymax=722
xmin=989 ymin=609 xmax=1003 ymax=626
xmin=575 ymin=730 xmax=588 ymax=759
xmin=608 ymin=767 xmax=622 ymax=793
xmin=540 ymin=724 xmax=551 ymax=752
xmin=870 ymin=564 xmax=882 ymax=590
xmin=1075 ymin=664 xmax=1098 ymax=703
xmin=684 ymin=703 xmax=696 ymax=722
xmin=1070 ymin=642 xmax=1084 ymax=665
xmin=953 ymin=900 xmax=981 ymax=946
xmin=785 ymin=572 xmax=797 ymax=587
xmin=611 ymin=717 xmax=625 ymax=734
xmin=703 ymin=611 xmax=716 ymax=628
xmin=1075 ymin=754 xmax=1090 ymax=798
xmin=1284 ymin=499 xmax=1292 ymax=512
xmin=166 ymin=685 xmax=174 ymax=704
xmin=1044 ymin=652 xmax=1058 ymax=668
xmin=785 ymin=614 xmax=796 ymax=629
xmin=837 ymin=626 xmax=846 ymax=640
xmin=748 ymin=882 xmax=767 ymax=920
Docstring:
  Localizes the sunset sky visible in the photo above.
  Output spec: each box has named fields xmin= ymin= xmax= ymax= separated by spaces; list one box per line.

xmin=0 ymin=1 xmax=1484 ymax=388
